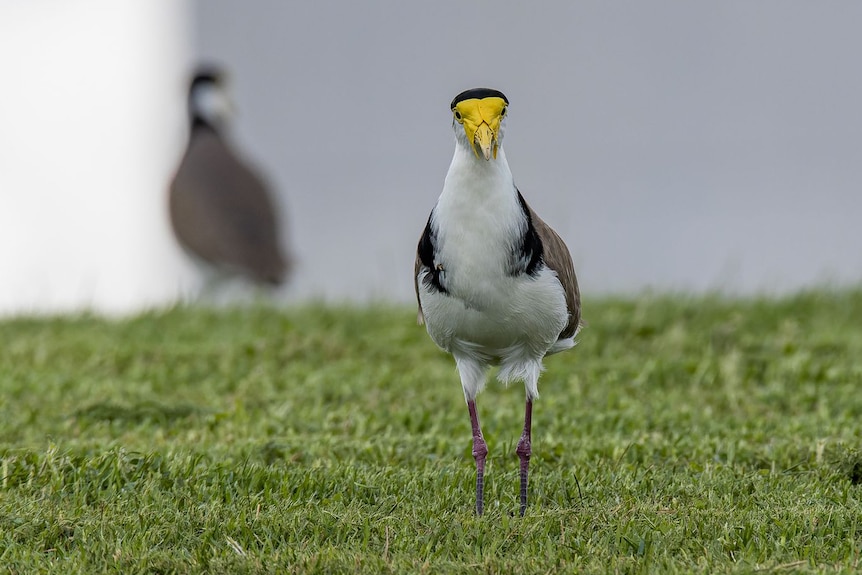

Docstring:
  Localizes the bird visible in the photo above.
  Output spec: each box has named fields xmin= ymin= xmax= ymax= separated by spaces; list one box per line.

xmin=169 ymin=67 xmax=289 ymax=288
xmin=414 ymin=88 xmax=581 ymax=516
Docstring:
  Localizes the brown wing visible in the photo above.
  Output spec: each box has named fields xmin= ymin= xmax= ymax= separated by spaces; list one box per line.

xmin=169 ymin=127 xmax=289 ymax=285
xmin=526 ymin=203 xmax=581 ymax=339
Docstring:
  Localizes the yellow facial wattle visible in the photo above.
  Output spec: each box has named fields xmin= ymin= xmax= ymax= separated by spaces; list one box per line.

xmin=453 ymin=96 xmax=507 ymax=160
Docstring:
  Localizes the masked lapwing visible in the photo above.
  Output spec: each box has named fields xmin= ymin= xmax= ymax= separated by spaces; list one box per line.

xmin=169 ymin=67 xmax=289 ymax=287
xmin=415 ymin=88 xmax=581 ymax=516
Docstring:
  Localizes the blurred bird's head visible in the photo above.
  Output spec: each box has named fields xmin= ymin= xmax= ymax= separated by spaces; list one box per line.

xmin=450 ymin=88 xmax=509 ymax=161
xmin=188 ymin=66 xmax=234 ymax=130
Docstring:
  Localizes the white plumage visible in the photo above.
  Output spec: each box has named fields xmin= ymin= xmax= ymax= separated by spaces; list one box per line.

xmin=418 ymin=144 xmax=572 ymax=400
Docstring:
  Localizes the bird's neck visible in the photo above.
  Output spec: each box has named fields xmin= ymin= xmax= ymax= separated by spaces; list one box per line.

xmin=191 ymin=115 xmax=221 ymax=133
xmin=432 ymin=142 xmax=528 ymax=305
xmin=436 ymin=141 xmax=523 ymax=256
xmin=441 ymin=143 xmax=515 ymax=205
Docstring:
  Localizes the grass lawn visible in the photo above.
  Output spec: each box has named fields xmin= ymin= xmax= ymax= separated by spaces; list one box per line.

xmin=1 ymin=291 xmax=861 ymax=573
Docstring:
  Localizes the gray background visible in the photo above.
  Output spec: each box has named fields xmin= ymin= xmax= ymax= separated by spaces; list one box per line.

xmin=197 ymin=1 xmax=861 ymax=299
xmin=3 ymin=2 xmax=860 ymax=315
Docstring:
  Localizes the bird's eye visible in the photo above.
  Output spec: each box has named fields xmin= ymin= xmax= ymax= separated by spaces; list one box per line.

xmin=454 ymin=110 xmax=463 ymax=121
xmin=501 ymin=107 xmax=507 ymax=117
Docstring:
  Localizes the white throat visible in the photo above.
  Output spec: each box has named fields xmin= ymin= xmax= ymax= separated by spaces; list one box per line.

xmin=442 ymin=135 xmax=514 ymax=203
xmin=191 ymin=83 xmax=233 ymax=127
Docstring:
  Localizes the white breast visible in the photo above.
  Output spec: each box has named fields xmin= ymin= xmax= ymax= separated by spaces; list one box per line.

xmin=418 ymin=146 xmax=570 ymax=372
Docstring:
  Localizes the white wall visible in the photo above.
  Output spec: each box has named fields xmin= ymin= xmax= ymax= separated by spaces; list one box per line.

xmin=0 ymin=1 xmax=196 ymax=315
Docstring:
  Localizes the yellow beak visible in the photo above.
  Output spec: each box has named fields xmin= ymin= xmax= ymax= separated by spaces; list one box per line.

xmin=474 ymin=123 xmax=495 ymax=160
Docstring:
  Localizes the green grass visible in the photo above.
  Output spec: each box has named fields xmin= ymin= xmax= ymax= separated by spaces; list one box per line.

xmin=1 ymin=291 xmax=862 ymax=574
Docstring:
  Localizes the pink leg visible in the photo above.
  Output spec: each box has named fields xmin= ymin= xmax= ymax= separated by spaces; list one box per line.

xmin=516 ymin=399 xmax=533 ymax=516
xmin=467 ymin=400 xmax=488 ymax=515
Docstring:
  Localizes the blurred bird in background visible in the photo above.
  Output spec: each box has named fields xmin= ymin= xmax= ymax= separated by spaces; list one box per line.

xmin=169 ymin=67 xmax=290 ymax=291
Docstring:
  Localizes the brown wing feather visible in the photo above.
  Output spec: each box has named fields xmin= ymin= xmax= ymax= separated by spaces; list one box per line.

xmin=526 ymin=203 xmax=581 ymax=339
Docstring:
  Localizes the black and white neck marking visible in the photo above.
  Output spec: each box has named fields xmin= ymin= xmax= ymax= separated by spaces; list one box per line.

xmin=512 ymin=190 xmax=543 ymax=277
xmin=188 ymin=74 xmax=232 ymax=132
